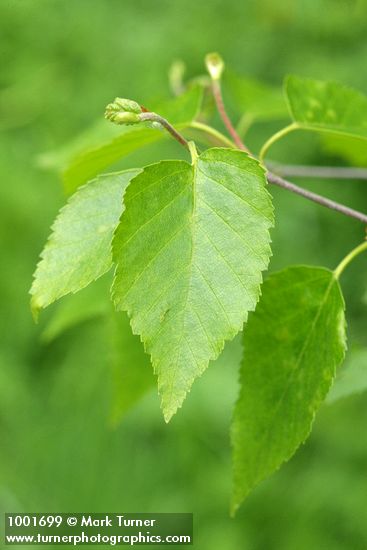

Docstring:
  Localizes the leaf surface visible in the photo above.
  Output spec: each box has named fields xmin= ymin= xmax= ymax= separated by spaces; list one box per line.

xmin=232 ymin=266 xmax=346 ymax=513
xmin=286 ymin=76 xmax=367 ymax=141
xmin=31 ymin=169 xmax=140 ymax=315
xmin=112 ymin=148 xmax=273 ymax=421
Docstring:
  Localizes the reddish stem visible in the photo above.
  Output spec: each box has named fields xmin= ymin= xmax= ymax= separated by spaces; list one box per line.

xmin=212 ymin=81 xmax=248 ymax=151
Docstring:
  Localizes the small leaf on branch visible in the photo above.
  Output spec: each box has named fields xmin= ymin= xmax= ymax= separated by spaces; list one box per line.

xmin=231 ymin=266 xmax=346 ymax=514
xmin=285 ymin=76 xmax=367 ymax=141
xmin=112 ymin=148 xmax=274 ymax=421
xmin=30 ymin=169 xmax=140 ymax=317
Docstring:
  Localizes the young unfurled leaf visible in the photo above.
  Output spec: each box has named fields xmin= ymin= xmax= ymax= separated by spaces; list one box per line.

xmin=61 ymin=86 xmax=203 ymax=193
xmin=231 ymin=266 xmax=346 ymax=514
xmin=112 ymin=148 xmax=274 ymax=421
xmin=285 ymin=76 xmax=367 ymax=141
xmin=326 ymin=348 xmax=367 ymax=404
xmin=30 ymin=169 xmax=140 ymax=316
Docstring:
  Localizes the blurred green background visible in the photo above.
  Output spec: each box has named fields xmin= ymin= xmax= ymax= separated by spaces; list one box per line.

xmin=1 ymin=1 xmax=367 ymax=548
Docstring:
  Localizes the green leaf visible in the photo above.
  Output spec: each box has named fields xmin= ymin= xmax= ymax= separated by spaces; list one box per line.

xmin=231 ymin=266 xmax=346 ymax=514
xmin=327 ymin=348 xmax=367 ymax=404
xmin=109 ymin=311 xmax=155 ymax=425
xmin=112 ymin=148 xmax=273 ymax=421
xmin=61 ymin=86 xmax=203 ymax=194
xmin=225 ymin=71 xmax=288 ymax=122
xmin=30 ymin=169 xmax=140 ymax=316
xmin=285 ymin=75 xmax=367 ymax=141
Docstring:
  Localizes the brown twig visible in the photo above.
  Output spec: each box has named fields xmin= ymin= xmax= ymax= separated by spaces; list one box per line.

xmin=267 ymin=172 xmax=367 ymax=224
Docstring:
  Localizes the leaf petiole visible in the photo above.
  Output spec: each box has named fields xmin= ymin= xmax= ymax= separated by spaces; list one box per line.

xmin=334 ymin=240 xmax=367 ymax=279
xmin=139 ymin=111 xmax=190 ymax=150
xmin=188 ymin=141 xmax=198 ymax=164
xmin=189 ymin=121 xmax=236 ymax=148
xmin=259 ymin=123 xmax=298 ymax=164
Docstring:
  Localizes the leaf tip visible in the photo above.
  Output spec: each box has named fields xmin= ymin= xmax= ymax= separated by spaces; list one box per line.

xmin=162 ymin=404 xmax=176 ymax=424
xmin=160 ymin=388 xmax=186 ymax=423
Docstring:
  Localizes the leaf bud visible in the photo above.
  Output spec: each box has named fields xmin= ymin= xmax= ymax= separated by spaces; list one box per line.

xmin=106 ymin=111 xmax=141 ymax=125
xmin=104 ymin=97 xmax=142 ymax=125
xmin=112 ymin=98 xmax=142 ymax=114
xmin=205 ymin=52 xmax=225 ymax=81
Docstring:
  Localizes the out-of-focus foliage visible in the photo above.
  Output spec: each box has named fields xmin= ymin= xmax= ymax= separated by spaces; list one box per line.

xmin=225 ymin=70 xmax=288 ymax=124
xmin=327 ymin=348 xmax=367 ymax=404
xmin=1 ymin=1 xmax=367 ymax=548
